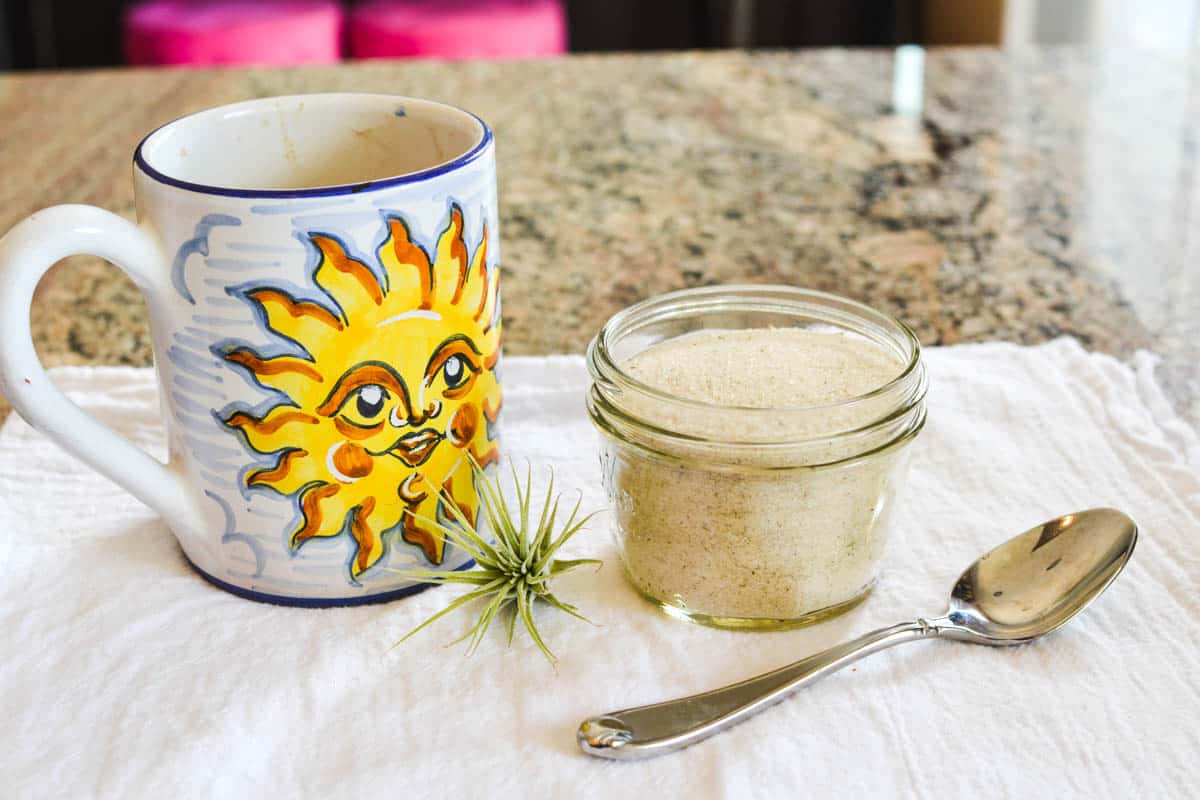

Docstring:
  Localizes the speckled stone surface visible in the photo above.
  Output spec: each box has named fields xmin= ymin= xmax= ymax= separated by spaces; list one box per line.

xmin=0 ymin=48 xmax=1196 ymax=423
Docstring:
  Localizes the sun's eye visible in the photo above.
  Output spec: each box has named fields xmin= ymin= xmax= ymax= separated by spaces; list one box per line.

xmin=353 ymin=384 xmax=389 ymax=420
xmin=425 ymin=340 xmax=481 ymax=400
xmin=442 ymin=355 xmax=468 ymax=389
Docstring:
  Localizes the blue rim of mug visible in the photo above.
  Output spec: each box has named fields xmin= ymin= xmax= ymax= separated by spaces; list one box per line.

xmin=133 ymin=94 xmax=493 ymax=199
xmin=186 ymin=555 xmax=477 ymax=607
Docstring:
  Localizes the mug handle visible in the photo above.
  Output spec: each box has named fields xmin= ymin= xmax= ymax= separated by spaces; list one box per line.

xmin=0 ymin=205 xmax=195 ymax=521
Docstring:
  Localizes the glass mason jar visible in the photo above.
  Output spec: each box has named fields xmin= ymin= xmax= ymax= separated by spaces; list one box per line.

xmin=586 ymin=286 xmax=927 ymax=630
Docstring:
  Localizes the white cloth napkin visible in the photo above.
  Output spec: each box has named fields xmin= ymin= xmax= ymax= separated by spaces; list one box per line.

xmin=1 ymin=340 xmax=1197 ymax=799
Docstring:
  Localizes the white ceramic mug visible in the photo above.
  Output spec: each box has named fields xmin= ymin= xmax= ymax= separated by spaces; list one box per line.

xmin=0 ymin=94 xmax=502 ymax=605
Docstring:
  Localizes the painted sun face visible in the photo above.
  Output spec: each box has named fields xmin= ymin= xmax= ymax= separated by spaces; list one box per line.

xmin=221 ymin=206 xmax=501 ymax=580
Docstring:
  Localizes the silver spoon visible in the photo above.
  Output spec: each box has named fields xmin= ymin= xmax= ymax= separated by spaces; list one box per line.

xmin=578 ymin=508 xmax=1137 ymax=760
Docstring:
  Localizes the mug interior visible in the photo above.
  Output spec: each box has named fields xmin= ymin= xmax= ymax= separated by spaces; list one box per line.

xmin=136 ymin=94 xmax=488 ymax=194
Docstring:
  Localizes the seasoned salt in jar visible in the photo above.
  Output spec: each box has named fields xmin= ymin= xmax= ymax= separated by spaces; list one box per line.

xmin=586 ymin=286 xmax=927 ymax=629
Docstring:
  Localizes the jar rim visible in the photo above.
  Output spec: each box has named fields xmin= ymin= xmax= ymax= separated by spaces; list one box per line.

xmin=587 ymin=284 xmax=924 ymax=415
xmin=587 ymin=384 xmax=928 ymax=469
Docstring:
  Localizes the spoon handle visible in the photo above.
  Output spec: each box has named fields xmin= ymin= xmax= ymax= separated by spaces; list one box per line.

xmin=578 ymin=618 xmax=944 ymax=760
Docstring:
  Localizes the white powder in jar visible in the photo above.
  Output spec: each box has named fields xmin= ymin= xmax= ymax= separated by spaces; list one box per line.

xmin=623 ymin=328 xmax=901 ymax=409
xmin=611 ymin=327 xmax=910 ymax=624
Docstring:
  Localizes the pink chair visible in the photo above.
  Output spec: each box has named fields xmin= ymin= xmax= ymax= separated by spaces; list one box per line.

xmin=124 ymin=0 xmax=344 ymax=67
xmin=349 ymin=0 xmax=567 ymax=61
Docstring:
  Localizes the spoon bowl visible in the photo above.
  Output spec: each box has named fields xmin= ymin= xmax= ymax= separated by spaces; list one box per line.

xmin=579 ymin=508 xmax=1139 ymax=759
xmin=944 ymin=508 xmax=1138 ymax=644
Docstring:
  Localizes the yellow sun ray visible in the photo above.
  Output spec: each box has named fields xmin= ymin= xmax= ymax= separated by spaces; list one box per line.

xmin=221 ymin=207 xmax=502 ymax=581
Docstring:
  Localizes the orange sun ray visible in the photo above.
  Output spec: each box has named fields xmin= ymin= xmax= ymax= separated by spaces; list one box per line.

xmin=290 ymin=482 xmax=344 ymax=546
xmin=348 ymin=497 xmax=388 ymax=578
xmin=477 ymin=267 xmax=499 ymax=333
xmin=470 ymin=444 xmax=500 ymax=469
xmin=247 ymin=448 xmax=326 ymax=496
xmin=441 ymin=471 xmax=476 ymax=529
xmin=311 ymin=234 xmax=385 ymax=316
xmin=226 ymin=409 xmax=320 ymax=455
xmin=401 ymin=508 xmax=445 ymax=564
xmin=224 ymin=348 xmax=324 ymax=398
xmin=377 ymin=216 xmax=433 ymax=311
xmin=226 ymin=409 xmax=318 ymax=435
xmin=482 ymin=396 xmax=502 ymax=424
xmin=433 ymin=205 xmax=469 ymax=306
xmin=245 ymin=288 xmax=344 ymax=353
xmin=460 ymin=226 xmax=490 ymax=321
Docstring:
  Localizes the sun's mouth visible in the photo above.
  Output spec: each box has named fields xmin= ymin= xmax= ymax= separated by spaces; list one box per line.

xmin=386 ymin=428 xmax=444 ymax=467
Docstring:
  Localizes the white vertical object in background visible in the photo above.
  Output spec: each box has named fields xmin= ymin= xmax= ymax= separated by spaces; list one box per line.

xmin=1002 ymin=0 xmax=1038 ymax=48
xmin=892 ymin=45 xmax=926 ymax=116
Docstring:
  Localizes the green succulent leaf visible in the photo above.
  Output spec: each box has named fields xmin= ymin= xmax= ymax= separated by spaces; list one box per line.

xmin=549 ymin=558 xmax=603 ymax=575
xmin=389 ymin=458 xmax=601 ymax=664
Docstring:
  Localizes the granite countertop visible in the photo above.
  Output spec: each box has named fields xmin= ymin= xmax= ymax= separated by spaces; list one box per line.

xmin=0 ymin=48 xmax=1196 ymax=423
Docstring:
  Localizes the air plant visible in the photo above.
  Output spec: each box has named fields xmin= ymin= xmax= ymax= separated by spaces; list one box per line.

xmin=390 ymin=460 xmax=600 ymax=664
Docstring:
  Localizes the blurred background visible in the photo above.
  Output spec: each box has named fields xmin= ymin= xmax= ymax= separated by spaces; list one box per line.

xmin=0 ymin=0 xmax=1196 ymax=70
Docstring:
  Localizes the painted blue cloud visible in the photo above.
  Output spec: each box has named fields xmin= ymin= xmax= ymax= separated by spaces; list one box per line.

xmin=171 ymin=213 xmax=242 ymax=303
